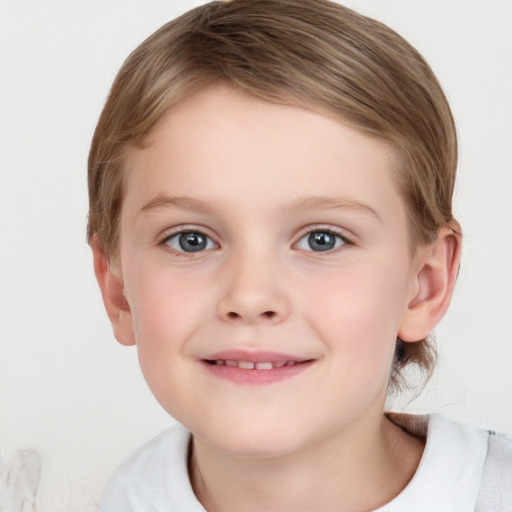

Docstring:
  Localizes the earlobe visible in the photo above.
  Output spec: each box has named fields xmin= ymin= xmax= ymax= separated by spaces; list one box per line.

xmin=90 ymin=236 xmax=136 ymax=346
xmin=398 ymin=221 xmax=461 ymax=342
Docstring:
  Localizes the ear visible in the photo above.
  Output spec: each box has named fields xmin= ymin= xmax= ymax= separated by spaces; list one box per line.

xmin=90 ymin=236 xmax=135 ymax=346
xmin=398 ymin=221 xmax=461 ymax=342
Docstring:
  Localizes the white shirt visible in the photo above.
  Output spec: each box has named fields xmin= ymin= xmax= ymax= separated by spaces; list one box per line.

xmin=100 ymin=414 xmax=512 ymax=511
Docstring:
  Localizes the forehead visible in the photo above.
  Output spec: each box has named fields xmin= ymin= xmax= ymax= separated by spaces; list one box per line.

xmin=122 ymin=85 xmax=405 ymax=225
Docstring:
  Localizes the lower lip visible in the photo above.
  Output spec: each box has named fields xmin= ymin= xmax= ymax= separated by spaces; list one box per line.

xmin=201 ymin=360 xmax=315 ymax=385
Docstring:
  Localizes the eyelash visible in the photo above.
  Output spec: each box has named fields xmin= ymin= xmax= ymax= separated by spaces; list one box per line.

xmin=159 ymin=226 xmax=353 ymax=255
xmin=294 ymin=227 xmax=353 ymax=254
xmin=160 ymin=227 xmax=218 ymax=256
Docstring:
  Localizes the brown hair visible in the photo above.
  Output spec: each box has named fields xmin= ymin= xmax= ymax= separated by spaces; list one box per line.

xmin=88 ymin=0 xmax=458 ymax=390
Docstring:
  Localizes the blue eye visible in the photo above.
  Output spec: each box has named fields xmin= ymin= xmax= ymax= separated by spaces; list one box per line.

xmin=164 ymin=231 xmax=216 ymax=253
xmin=296 ymin=230 xmax=345 ymax=252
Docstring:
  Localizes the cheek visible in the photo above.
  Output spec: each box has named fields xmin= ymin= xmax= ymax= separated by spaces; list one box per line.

xmin=123 ymin=266 xmax=212 ymax=413
xmin=302 ymin=263 xmax=409 ymax=355
xmin=125 ymin=265 xmax=211 ymax=351
xmin=306 ymin=272 xmax=406 ymax=403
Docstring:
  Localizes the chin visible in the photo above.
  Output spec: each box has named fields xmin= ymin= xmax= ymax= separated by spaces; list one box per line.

xmin=218 ymin=439 xmax=296 ymax=459
xmin=196 ymin=423 xmax=303 ymax=459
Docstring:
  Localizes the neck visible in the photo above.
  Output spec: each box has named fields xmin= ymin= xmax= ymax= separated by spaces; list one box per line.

xmin=189 ymin=414 xmax=424 ymax=512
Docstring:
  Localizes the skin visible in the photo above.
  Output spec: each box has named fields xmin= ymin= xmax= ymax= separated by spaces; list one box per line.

xmin=92 ymin=84 xmax=461 ymax=511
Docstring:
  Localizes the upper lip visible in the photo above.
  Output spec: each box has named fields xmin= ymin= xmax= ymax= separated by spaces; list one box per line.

xmin=202 ymin=349 xmax=313 ymax=364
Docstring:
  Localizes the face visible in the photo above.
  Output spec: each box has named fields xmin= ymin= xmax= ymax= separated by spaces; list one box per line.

xmin=116 ymin=85 xmax=422 ymax=457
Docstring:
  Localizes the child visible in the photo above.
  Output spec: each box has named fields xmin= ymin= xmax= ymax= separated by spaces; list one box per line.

xmin=88 ymin=0 xmax=512 ymax=509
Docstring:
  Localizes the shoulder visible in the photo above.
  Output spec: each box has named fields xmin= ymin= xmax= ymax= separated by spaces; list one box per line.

xmin=100 ymin=423 xmax=205 ymax=512
xmin=381 ymin=413 xmax=512 ymax=511
xmin=475 ymin=429 xmax=512 ymax=510
xmin=484 ymin=428 xmax=512 ymax=469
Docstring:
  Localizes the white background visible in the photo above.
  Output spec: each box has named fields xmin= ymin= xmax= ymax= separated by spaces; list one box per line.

xmin=1 ymin=1 xmax=511 ymax=510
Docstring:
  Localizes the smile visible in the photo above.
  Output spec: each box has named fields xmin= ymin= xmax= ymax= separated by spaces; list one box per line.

xmin=205 ymin=359 xmax=300 ymax=370
xmin=201 ymin=351 xmax=315 ymax=385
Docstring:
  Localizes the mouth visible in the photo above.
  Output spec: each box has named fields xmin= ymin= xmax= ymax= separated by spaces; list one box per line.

xmin=200 ymin=351 xmax=315 ymax=385
xmin=204 ymin=359 xmax=304 ymax=370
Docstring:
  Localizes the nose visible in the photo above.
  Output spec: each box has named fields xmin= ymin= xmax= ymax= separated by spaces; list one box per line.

xmin=216 ymin=250 xmax=291 ymax=325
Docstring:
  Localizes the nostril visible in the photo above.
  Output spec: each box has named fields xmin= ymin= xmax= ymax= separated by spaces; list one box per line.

xmin=225 ymin=310 xmax=277 ymax=321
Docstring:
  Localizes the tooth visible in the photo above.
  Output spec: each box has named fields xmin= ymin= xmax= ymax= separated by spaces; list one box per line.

xmin=212 ymin=359 xmax=301 ymax=370
xmin=255 ymin=362 xmax=273 ymax=370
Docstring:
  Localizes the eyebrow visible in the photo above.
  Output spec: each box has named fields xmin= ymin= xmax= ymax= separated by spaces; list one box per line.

xmin=284 ymin=196 xmax=382 ymax=222
xmin=139 ymin=194 xmax=381 ymax=222
xmin=140 ymin=195 xmax=212 ymax=214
